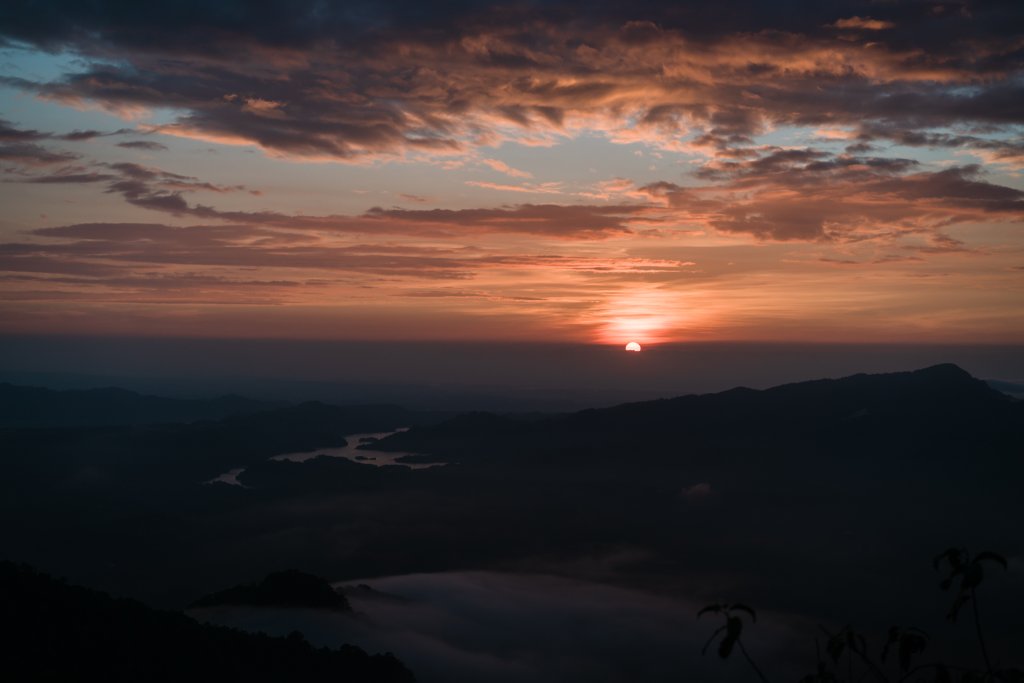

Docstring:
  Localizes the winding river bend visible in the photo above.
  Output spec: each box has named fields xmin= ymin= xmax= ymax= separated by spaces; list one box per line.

xmin=205 ymin=429 xmax=437 ymax=487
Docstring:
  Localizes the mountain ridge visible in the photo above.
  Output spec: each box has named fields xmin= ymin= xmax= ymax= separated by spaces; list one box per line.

xmin=370 ymin=364 xmax=1022 ymax=460
xmin=0 ymin=382 xmax=286 ymax=428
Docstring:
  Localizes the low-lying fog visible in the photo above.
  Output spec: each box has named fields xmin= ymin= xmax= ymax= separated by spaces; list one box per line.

xmin=191 ymin=570 xmax=806 ymax=683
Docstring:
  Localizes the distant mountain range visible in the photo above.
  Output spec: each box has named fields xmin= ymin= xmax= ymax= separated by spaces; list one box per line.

xmin=1 ymin=362 xmax=1021 ymax=675
xmin=0 ymin=382 xmax=286 ymax=428
xmin=0 ymin=381 xmax=456 ymax=433
xmin=370 ymin=364 xmax=1022 ymax=464
xmin=1 ymin=364 xmax=1018 ymax=430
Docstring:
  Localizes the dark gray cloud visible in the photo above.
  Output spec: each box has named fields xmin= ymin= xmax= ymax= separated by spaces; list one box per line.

xmin=2 ymin=1 xmax=1021 ymax=53
xmin=0 ymin=142 xmax=78 ymax=165
xmin=0 ymin=120 xmax=135 ymax=167
xmin=363 ymin=204 xmax=644 ymax=238
xmin=853 ymin=123 xmax=1024 ymax=164
xmin=1 ymin=2 xmax=1021 ymax=161
xmin=9 ymin=155 xmax=649 ymax=238
xmin=26 ymin=171 xmax=117 ymax=183
xmin=7 ymin=135 xmax=1021 ymax=247
xmin=7 ymin=157 xmax=255 ymax=212
xmin=641 ymin=148 xmax=1024 ymax=240
xmin=0 ymin=117 xmax=120 ymax=143
xmin=0 ymin=222 xmax=483 ymax=280
xmin=116 ymin=140 xmax=169 ymax=151
xmin=1 ymin=5 xmax=1021 ymax=256
xmin=0 ymin=119 xmax=49 ymax=142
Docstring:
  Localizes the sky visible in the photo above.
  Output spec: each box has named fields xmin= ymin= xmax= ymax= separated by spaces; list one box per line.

xmin=0 ymin=0 xmax=1022 ymax=349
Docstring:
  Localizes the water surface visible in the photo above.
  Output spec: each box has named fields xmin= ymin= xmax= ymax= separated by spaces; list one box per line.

xmin=204 ymin=429 xmax=437 ymax=487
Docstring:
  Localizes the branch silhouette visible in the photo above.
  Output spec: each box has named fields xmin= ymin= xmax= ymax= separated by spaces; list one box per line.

xmin=698 ymin=549 xmax=1019 ymax=683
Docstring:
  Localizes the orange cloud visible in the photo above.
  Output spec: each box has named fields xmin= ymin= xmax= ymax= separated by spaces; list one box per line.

xmin=830 ymin=16 xmax=896 ymax=30
xmin=481 ymin=159 xmax=532 ymax=178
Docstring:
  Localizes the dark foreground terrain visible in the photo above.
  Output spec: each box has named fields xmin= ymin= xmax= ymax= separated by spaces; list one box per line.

xmin=0 ymin=562 xmax=413 ymax=682
xmin=1 ymin=365 xmax=1021 ymax=680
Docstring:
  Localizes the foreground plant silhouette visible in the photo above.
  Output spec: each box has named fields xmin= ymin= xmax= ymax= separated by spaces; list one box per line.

xmin=934 ymin=548 xmax=1009 ymax=679
xmin=698 ymin=602 xmax=771 ymax=682
xmin=698 ymin=549 xmax=1020 ymax=683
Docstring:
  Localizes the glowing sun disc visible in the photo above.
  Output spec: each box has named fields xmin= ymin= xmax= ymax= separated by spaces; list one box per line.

xmin=625 ymin=341 xmax=642 ymax=352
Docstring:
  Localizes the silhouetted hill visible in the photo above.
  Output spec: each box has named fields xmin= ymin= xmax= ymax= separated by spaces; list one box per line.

xmin=0 ymin=399 xmax=431 ymax=491
xmin=0 ymin=382 xmax=286 ymax=428
xmin=0 ymin=382 xmax=444 ymax=434
xmin=3 ymin=363 xmax=1021 ymax=644
xmin=581 ymin=362 xmax=1009 ymax=429
xmin=0 ymin=562 xmax=414 ymax=682
xmin=193 ymin=570 xmax=351 ymax=611
xmin=373 ymin=364 xmax=1022 ymax=462
xmin=207 ymin=400 xmax=423 ymax=444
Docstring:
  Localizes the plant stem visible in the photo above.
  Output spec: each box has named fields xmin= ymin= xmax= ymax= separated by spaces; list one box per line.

xmin=970 ymin=587 xmax=994 ymax=678
xmin=846 ymin=639 xmax=890 ymax=683
xmin=737 ymin=638 xmax=772 ymax=683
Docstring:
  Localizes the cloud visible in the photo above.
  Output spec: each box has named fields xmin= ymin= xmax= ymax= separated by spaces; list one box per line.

xmin=638 ymin=149 xmax=1024 ymax=241
xmin=1 ymin=1 xmax=1022 ymax=333
xmin=464 ymin=180 xmax=562 ymax=195
xmin=397 ymin=193 xmax=430 ymax=203
xmin=1 ymin=2 xmax=1020 ymax=161
xmin=0 ymin=208 xmax=702 ymax=308
xmin=57 ymin=129 xmax=108 ymax=141
xmin=0 ymin=118 xmax=105 ymax=143
xmin=481 ymin=159 xmax=532 ymax=179
xmin=362 ymin=204 xmax=644 ymax=238
xmin=0 ymin=117 xmax=125 ymax=143
xmin=0 ymin=119 xmax=140 ymax=167
xmin=114 ymin=186 xmax=645 ymax=240
xmin=852 ymin=124 xmax=1024 ymax=168
xmin=25 ymin=171 xmax=117 ymax=183
xmin=0 ymin=221 xmax=488 ymax=293
xmin=116 ymin=140 xmax=170 ymax=151
xmin=0 ymin=143 xmax=79 ymax=165
xmin=8 ymin=117 xmax=1021 ymax=249
xmin=682 ymin=482 xmax=713 ymax=501
xmin=0 ymin=119 xmax=50 ymax=142
xmin=8 ymin=149 xmax=650 ymax=239
xmin=10 ymin=136 xmax=1020 ymax=247
xmin=829 ymin=16 xmax=895 ymax=30
xmin=6 ymin=158 xmax=256 ymax=213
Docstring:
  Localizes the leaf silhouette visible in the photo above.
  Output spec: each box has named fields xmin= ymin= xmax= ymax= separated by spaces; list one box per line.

xmin=825 ymin=632 xmax=845 ymax=664
xmin=719 ymin=614 xmax=743 ymax=659
xmin=701 ymin=625 xmax=726 ymax=656
xmin=698 ymin=604 xmax=724 ymax=619
xmin=975 ymin=552 xmax=1008 ymax=571
xmin=897 ymin=629 xmax=928 ymax=673
xmin=729 ymin=603 xmax=757 ymax=623
xmin=934 ymin=547 xmax=965 ymax=572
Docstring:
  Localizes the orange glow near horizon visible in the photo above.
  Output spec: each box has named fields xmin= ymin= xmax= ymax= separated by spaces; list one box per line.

xmin=0 ymin=7 xmax=1022 ymax=345
xmin=589 ymin=288 xmax=719 ymax=346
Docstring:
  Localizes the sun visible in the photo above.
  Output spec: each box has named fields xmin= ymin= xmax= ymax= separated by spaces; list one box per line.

xmin=624 ymin=341 xmax=642 ymax=352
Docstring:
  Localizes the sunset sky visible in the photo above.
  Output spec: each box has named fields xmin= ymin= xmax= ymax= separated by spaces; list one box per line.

xmin=1 ymin=1 xmax=1022 ymax=347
